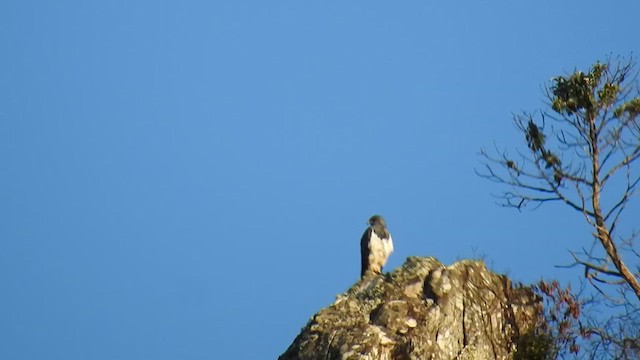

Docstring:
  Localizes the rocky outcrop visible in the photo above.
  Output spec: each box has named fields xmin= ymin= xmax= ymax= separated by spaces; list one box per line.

xmin=279 ymin=257 xmax=541 ymax=360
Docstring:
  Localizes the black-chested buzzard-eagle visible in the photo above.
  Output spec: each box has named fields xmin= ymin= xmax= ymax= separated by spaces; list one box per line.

xmin=360 ymin=215 xmax=394 ymax=278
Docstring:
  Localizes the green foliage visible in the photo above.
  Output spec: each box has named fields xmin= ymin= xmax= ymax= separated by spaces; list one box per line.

xmin=542 ymin=151 xmax=560 ymax=169
xmin=551 ymin=70 xmax=596 ymax=115
xmin=614 ymin=97 xmax=640 ymax=120
xmin=597 ymin=82 xmax=620 ymax=107
xmin=526 ymin=120 xmax=545 ymax=152
xmin=523 ymin=120 xmax=562 ymax=174
xmin=514 ymin=332 xmax=554 ymax=360
xmin=550 ymin=61 xmax=627 ymax=116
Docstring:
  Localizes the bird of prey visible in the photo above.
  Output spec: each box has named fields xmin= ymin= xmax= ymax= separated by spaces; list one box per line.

xmin=360 ymin=215 xmax=394 ymax=278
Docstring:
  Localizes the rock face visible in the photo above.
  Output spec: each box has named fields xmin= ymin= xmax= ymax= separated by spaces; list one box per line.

xmin=279 ymin=257 xmax=540 ymax=360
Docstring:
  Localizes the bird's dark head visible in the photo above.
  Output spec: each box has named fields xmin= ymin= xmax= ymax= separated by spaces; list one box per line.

xmin=368 ymin=215 xmax=386 ymax=227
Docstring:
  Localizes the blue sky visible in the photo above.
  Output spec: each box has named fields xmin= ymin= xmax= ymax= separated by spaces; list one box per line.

xmin=2 ymin=1 xmax=639 ymax=359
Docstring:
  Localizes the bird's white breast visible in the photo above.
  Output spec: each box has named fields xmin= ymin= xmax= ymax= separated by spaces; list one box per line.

xmin=369 ymin=230 xmax=393 ymax=265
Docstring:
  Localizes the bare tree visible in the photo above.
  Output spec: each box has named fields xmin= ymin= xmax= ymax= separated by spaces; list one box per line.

xmin=478 ymin=57 xmax=640 ymax=357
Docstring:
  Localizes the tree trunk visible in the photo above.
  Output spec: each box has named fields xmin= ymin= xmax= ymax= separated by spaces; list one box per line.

xmin=589 ymin=114 xmax=640 ymax=300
